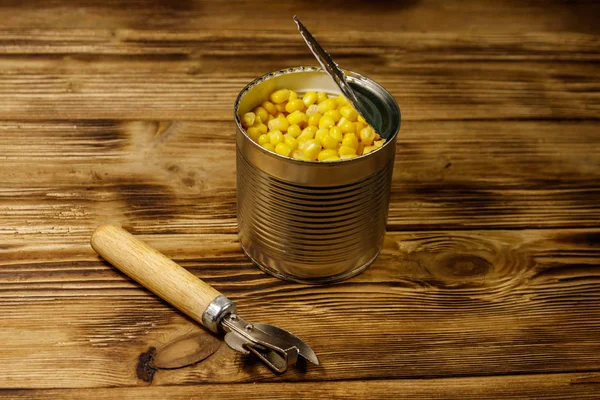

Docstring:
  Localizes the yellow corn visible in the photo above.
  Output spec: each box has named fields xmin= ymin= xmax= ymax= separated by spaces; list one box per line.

xmin=262 ymin=142 xmax=275 ymax=151
xmin=247 ymin=127 xmax=262 ymax=142
xmin=261 ymin=101 xmax=277 ymax=116
xmin=254 ymin=107 xmax=269 ymax=123
xmin=329 ymin=126 xmax=343 ymax=142
xmin=339 ymin=120 xmax=356 ymax=134
xmin=247 ymin=88 xmax=380 ymax=162
xmin=283 ymin=134 xmax=297 ymax=151
xmin=315 ymin=128 xmax=329 ymax=144
xmin=317 ymin=91 xmax=328 ymax=103
xmin=242 ymin=112 xmax=256 ymax=128
xmin=287 ymin=124 xmax=302 ymax=138
xmin=359 ymin=126 xmax=375 ymax=146
xmin=275 ymin=142 xmax=292 ymax=157
xmin=285 ymin=99 xmax=306 ymax=113
xmin=308 ymin=112 xmax=322 ymax=127
xmin=339 ymin=105 xmax=358 ymax=121
xmin=318 ymin=115 xmax=336 ymax=129
xmin=258 ymin=133 xmax=270 ymax=145
xmin=269 ymin=130 xmax=284 ymax=145
xmin=286 ymin=110 xmax=307 ymax=126
xmin=338 ymin=145 xmax=357 ymax=156
xmin=318 ymin=149 xmax=339 ymax=161
xmin=303 ymin=91 xmax=318 ymax=107
xmin=342 ymin=133 xmax=359 ymax=149
xmin=374 ymin=139 xmax=385 ymax=148
xmin=268 ymin=114 xmax=289 ymax=132
xmin=317 ymin=98 xmax=338 ymax=114
xmin=363 ymin=145 xmax=376 ymax=154
xmin=270 ymin=88 xmax=290 ymax=104
xmin=291 ymin=149 xmax=308 ymax=160
xmin=336 ymin=94 xmax=349 ymax=106
xmin=324 ymin=109 xmax=342 ymax=123
xmin=321 ymin=133 xmax=338 ymax=150
xmin=303 ymin=139 xmax=322 ymax=160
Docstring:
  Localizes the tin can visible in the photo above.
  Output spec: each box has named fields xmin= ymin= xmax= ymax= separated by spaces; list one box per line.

xmin=234 ymin=66 xmax=401 ymax=284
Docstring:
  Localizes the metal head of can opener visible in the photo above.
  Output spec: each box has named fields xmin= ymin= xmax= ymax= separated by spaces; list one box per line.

xmin=91 ymin=225 xmax=319 ymax=373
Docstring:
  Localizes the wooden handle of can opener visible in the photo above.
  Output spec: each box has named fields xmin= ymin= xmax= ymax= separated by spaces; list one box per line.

xmin=90 ymin=224 xmax=222 ymax=327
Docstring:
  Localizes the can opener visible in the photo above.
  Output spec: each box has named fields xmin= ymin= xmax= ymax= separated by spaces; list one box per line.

xmin=91 ymin=225 xmax=319 ymax=373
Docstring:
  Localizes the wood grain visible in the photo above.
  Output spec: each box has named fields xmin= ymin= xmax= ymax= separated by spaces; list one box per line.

xmin=1 ymin=229 xmax=598 ymax=387
xmin=0 ymin=0 xmax=599 ymax=397
xmin=3 ymin=373 xmax=600 ymax=399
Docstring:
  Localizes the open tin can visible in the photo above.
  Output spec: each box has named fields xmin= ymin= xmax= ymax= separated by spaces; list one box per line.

xmin=234 ymin=66 xmax=401 ymax=284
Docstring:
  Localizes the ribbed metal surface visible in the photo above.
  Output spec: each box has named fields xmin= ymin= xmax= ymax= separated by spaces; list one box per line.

xmin=234 ymin=67 xmax=400 ymax=284
xmin=237 ymin=148 xmax=394 ymax=283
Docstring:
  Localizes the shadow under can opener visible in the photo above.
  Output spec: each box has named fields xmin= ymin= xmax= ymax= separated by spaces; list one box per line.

xmin=90 ymin=225 xmax=319 ymax=374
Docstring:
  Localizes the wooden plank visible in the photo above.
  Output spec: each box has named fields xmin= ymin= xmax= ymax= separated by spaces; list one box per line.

xmin=1 ymin=120 xmax=597 ymax=233
xmin=1 ymin=229 xmax=598 ymax=387
xmin=1 ymin=0 xmax=599 ymax=34
xmin=0 ymin=31 xmax=598 ymax=121
xmin=2 ymin=373 xmax=600 ymax=399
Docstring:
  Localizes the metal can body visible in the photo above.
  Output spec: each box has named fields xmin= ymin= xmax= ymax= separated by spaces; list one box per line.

xmin=234 ymin=67 xmax=401 ymax=284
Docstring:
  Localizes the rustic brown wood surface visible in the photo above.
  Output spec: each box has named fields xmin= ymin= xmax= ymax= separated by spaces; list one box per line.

xmin=0 ymin=0 xmax=599 ymax=398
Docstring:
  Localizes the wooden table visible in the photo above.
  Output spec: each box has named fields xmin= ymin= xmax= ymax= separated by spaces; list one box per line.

xmin=1 ymin=1 xmax=599 ymax=398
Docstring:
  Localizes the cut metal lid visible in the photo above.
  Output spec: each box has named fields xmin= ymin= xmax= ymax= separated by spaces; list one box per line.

xmin=293 ymin=15 xmax=382 ymax=134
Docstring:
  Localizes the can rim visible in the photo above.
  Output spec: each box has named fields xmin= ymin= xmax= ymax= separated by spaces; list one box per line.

xmin=233 ymin=66 xmax=401 ymax=165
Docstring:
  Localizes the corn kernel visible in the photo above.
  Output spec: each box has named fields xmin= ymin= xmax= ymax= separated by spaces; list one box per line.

xmin=336 ymin=95 xmax=349 ymax=106
xmin=340 ymin=154 xmax=357 ymax=160
xmin=359 ymin=126 xmax=376 ymax=146
xmin=275 ymin=103 xmax=287 ymax=113
xmin=297 ymin=131 xmax=315 ymax=145
xmin=363 ymin=145 xmax=376 ymax=154
xmin=305 ymin=104 xmax=319 ymax=117
xmin=329 ymin=126 xmax=343 ymax=142
xmin=358 ymin=114 xmax=367 ymax=124
xmin=270 ymin=88 xmax=290 ymax=104
xmin=261 ymin=101 xmax=277 ymax=116
xmin=321 ymin=133 xmax=338 ymax=150
xmin=246 ymin=127 xmax=262 ymax=142
xmin=338 ymin=145 xmax=357 ymax=156
xmin=303 ymin=91 xmax=318 ymax=107
xmin=354 ymin=122 xmax=366 ymax=132
xmin=308 ymin=112 xmax=322 ymax=127
xmin=285 ymin=99 xmax=305 ymax=113
xmin=242 ymin=112 xmax=256 ymax=128
xmin=318 ymin=98 xmax=338 ymax=114
xmin=317 ymin=149 xmax=338 ymax=162
xmin=268 ymin=115 xmax=289 ymax=132
xmin=315 ymin=128 xmax=329 ymax=144
xmin=319 ymin=115 xmax=336 ymax=129
xmin=339 ymin=105 xmax=358 ymax=121
xmin=254 ymin=107 xmax=269 ymax=123
xmin=262 ymin=142 xmax=275 ymax=151
xmin=258 ymin=133 xmax=270 ymax=145
xmin=342 ymin=133 xmax=359 ymax=149
xmin=374 ymin=139 xmax=385 ymax=148
xmin=289 ymin=90 xmax=298 ymax=101
xmin=287 ymin=110 xmax=307 ymax=126
xmin=340 ymin=119 xmax=357 ymax=134
xmin=336 ymin=116 xmax=348 ymax=127
xmin=324 ymin=109 xmax=342 ymax=123
xmin=357 ymin=143 xmax=364 ymax=156
xmin=374 ymin=133 xmax=381 ymax=141
xmin=291 ymin=150 xmax=308 ymax=160
xmin=266 ymin=114 xmax=275 ymax=123
xmin=275 ymin=142 xmax=292 ymax=157
xmin=283 ymin=134 xmax=297 ymax=150
xmin=269 ymin=130 xmax=284 ymax=145
xmin=287 ymin=124 xmax=302 ymax=138
xmin=303 ymin=139 xmax=322 ymax=160
xmin=255 ymin=123 xmax=268 ymax=135
xmin=323 ymin=155 xmax=340 ymax=162
xmin=317 ymin=91 xmax=328 ymax=103
xmin=301 ymin=125 xmax=318 ymax=137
